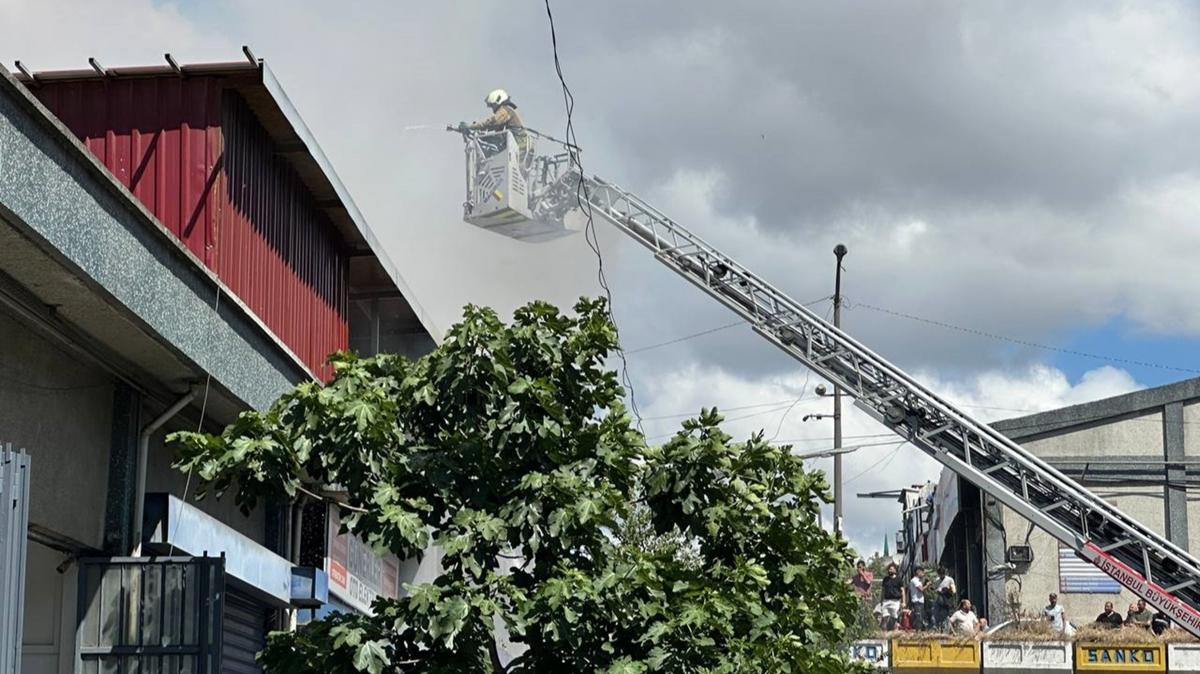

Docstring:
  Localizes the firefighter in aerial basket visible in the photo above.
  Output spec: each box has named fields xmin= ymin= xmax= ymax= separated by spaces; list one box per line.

xmin=455 ymin=88 xmax=531 ymax=157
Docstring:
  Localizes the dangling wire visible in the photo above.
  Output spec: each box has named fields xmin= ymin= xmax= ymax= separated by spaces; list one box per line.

xmin=543 ymin=0 xmax=644 ymax=432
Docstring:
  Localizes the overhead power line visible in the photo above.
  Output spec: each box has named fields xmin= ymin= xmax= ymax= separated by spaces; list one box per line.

xmin=625 ymin=319 xmax=746 ymax=354
xmin=849 ymin=300 xmax=1200 ymax=375
xmin=641 ymin=397 xmax=805 ymax=421
xmin=844 ymin=442 xmax=909 ymax=486
xmin=625 ymin=295 xmax=833 ymax=355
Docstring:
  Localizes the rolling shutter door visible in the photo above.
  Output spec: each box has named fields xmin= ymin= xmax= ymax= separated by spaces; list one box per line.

xmin=222 ymin=590 xmax=268 ymax=673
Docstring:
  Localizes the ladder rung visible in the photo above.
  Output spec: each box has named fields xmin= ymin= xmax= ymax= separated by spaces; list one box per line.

xmin=813 ymin=350 xmax=847 ymax=365
xmin=919 ymin=423 xmax=954 ymax=441
xmin=983 ymin=463 xmax=1010 ymax=475
xmin=1041 ymin=500 xmax=1068 ymax=514
xmin=1166 ymin=579 xmax=1198 ymax=593
xmin=1102 ymin=538 xmax=1134 ymax=553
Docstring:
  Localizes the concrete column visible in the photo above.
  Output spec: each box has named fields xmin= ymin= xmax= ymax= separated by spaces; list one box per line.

xmin=1165 ymin=402 xmax=1189 ymax=551
xmin=102 ymin=383 xmax=140 ymax=554
xmin=983 ymin=495 xmax=1009 ymax=623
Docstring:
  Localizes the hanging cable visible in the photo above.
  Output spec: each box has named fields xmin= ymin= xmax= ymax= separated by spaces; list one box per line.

xmin=844 ymin=441 xmax=908 ymax=486
xmin=641 ymin=398 xmax=807 ymax=421
xmin=170 ymin=286 xmax=220 ymax=551
xmin=543 ymin=0 xmax=643 ymax=431
xmin=645 ymin=399 xmax=823 ymax=441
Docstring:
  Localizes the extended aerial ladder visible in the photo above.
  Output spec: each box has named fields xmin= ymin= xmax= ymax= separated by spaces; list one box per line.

xmin=451 ymin=126 xmax=1200 ymax=636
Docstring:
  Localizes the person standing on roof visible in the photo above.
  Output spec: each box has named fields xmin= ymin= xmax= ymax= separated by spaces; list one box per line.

xmin=460 ymin=89 xmax=531 ymax=156
xmin=1126 ymin=599 xmax=1154 ymax=629
xmin=850 ymin=559 xmax=873 ymax=601
xmin=908 ymin=568 xmax=928 ymax=631
xmin=933 ymin=567 xmax=957 ymax=630
xmin=1094 ymin=601 xmax=1123 ymax=629
xmin=948 ymin=599 xmax=985 ymax=636
xmin=879 ymin=563 xmax=905 ymax=631
xmin=1041 ymin=593 xmax=1067 ymax=633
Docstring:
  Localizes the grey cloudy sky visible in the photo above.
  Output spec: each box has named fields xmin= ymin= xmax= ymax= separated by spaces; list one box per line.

xmin=5 ymin=0 xmax=1199 ymax=555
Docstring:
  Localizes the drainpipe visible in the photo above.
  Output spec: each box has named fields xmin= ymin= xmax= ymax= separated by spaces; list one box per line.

xmin=132 ymin=389 xmax=197 ymax=556
xmin=288 ymin=497 xmax=307 ymax=630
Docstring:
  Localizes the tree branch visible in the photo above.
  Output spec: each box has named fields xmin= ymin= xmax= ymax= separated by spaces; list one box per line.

xmin=489 ymin=637 xmax=507 ymax=674
xmin=296 ymin=484 xmax=370 ymax=514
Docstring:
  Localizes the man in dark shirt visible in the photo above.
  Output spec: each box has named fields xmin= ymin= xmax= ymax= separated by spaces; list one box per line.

xmin=1095 ymin=601 xmax=1123 ymax=628
xmin=1151 ymin=611 xmax=1170 ymax=635
xmin=880 ymin=563 xmax=905 ymax=631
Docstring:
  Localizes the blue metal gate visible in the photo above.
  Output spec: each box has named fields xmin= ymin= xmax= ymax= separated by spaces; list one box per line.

xmin=75 ymin=556 xmax=224 ymax=674
xmin=0 ymin=443 xmax=30 ymax=674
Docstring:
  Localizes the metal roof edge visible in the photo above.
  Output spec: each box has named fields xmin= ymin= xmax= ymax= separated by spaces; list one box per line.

xmin=992 ymin=376 xmax=1200 ymax=439
xmin=256 ymin=61 xmax=444 ymax=343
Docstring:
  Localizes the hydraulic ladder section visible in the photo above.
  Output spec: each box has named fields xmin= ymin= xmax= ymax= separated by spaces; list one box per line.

xmin=451 ymin=128 xmax=1200 ymax=636
xmin=576 ymin=174 xmax=1200 ymax=635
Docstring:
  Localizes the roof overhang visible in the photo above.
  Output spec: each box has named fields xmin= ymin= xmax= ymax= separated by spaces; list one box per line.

xmin=15 ymin=54 xmax=441 ymax=343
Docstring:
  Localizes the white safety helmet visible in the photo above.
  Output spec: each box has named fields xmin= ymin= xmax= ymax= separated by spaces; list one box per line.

xmin=485 ymin=89 xmax=510 ymax=108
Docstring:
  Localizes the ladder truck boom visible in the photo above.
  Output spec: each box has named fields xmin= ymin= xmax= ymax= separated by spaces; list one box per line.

xmin=452 ymin=127 xmax=1200 ymax=635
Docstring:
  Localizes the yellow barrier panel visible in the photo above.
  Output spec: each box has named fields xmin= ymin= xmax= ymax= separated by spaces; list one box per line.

xmin=940 ymin=642 xmax=982 ymax=668
xmin=892 ymin=639 xmax=982 ymax=672
xmin=1074 ymin=643 xmax=1165 ymax=672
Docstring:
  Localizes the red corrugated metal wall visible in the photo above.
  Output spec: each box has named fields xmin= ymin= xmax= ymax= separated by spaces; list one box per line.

xmin=220 ymin=94 xmax=346 ymax=382
xmin=34 ymin=77 xmax=347 ymax=381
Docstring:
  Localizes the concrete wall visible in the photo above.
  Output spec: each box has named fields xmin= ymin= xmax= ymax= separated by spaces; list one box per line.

xmin=997 ymin=486 xmax=1169 ymax=624
xmin=988 ymin=388 xmax=1200 ymax=626
xmin=144 ymin=419 xmax=267 ymax=544
xmin=0 ymin=309 xmax=112 ymax=549
xmin=1182 ymin=402 xmax=1200 ymax=456
xmin=1018 ymin=411 xmax=1164 ymax=458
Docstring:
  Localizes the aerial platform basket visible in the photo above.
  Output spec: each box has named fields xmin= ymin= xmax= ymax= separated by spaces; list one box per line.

xmin=455 ymin=127 xmax=583 ymax=242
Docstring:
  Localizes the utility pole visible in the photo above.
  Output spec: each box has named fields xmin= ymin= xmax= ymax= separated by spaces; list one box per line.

xmin=833 ymin=244 xmax=848 ymax=536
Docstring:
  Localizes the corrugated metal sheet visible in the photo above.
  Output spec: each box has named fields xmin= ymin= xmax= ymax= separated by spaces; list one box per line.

xmin=220 ymin=93 xmax=346 ymax=381
xmin=222 ymin=590 xmax=268 ymax=674
xmin=1059 ymin=546 xmax=1121 ymax=593
xmin=37 ymin=77 xmax=222 ymax=263
xmin=32 ymin=77 xmax=347 ymax=380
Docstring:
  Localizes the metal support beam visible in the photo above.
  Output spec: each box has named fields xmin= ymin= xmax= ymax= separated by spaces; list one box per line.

xmin=1165 ymin=402 xmax=1190 ymax=552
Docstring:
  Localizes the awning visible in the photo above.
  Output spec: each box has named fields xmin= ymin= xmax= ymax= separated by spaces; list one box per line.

xmin=142 ymin=493 xmax=291 ymax=607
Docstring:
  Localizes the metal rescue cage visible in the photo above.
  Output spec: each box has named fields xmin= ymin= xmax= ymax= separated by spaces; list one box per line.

xmin=0 ymin=444 xmax=31 ymax=674
xmin=75 ymin=555 xmax=225 ymax=674
xmin=457 ymin=127 xmax=582 ymax=242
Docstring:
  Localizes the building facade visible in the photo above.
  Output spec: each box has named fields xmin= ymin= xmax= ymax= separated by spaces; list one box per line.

xmin=908 ymin=377 xmax=1200 ymax=627
xmin=1 ymin=54 xmax=437 ymax=673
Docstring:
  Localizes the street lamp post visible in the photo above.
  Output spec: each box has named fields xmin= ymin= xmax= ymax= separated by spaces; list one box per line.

xmin=833 ymin=244 xmax=848 ymax=535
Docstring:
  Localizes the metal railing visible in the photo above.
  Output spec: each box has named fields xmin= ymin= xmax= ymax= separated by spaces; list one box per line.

xmin=0 ymin=443 xmax=30 ymax=674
